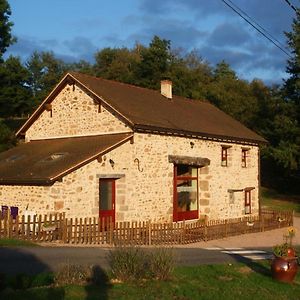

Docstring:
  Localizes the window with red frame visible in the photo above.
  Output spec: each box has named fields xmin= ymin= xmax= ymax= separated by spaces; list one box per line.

xmin=173 ymin=165 xmax=198 ymax=222
xmin=221 ymin=146 xmax=230 ymax=167
xmin=242 ymin=149 xmax=249 ymax=168
xmin=245 ymin=189 xmax=252 ymax=214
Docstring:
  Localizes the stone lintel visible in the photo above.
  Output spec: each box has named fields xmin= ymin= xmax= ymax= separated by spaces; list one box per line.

xmin=168 ymin=155 xmax=210 ymax=167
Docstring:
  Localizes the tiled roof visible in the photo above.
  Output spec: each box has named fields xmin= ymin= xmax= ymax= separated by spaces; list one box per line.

xmin=0 ymin=133 xmax=132 ymax=185
xmin=17 ymin=72 xmax=266 ymax=144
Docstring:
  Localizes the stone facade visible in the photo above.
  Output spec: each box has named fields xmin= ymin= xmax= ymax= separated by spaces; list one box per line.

xmin=0 ymin=132 xmax=259 ymax=222
xmin=26 ymin=84 xmax=131 ymax=141
xmin=0 ymin=81 xmax=260 ymax=222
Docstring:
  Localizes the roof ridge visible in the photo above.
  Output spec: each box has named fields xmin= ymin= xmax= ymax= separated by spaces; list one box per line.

xmin=68 ymin=71 xmax=209 ymax=104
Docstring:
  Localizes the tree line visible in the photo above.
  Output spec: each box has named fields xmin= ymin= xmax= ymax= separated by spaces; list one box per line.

xmin=0 ymin=0 xmax=299 ymax=193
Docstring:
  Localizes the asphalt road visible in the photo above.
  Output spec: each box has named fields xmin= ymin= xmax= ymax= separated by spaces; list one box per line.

xmin=0 ymin=246 xmax=273 ymax=275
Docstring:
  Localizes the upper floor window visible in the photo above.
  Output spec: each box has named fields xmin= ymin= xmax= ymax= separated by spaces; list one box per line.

xmin=241 ymin=148 xmax=250 ymax=168
xmin=221 ymin=145 xmax=231 ymax=167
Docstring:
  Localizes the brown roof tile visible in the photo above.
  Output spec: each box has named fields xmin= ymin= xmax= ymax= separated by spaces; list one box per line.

xmin=0 ymin=133 xmax=132 ymax=185
xmin=17 ymin=72 xmax=266 ymax=144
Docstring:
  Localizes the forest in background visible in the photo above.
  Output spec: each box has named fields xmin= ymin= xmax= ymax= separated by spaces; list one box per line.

xmin=0 ymin=1 xmax=299 ymax=193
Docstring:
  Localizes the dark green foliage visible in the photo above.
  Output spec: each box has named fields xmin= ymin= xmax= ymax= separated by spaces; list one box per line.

xmin=0 ymin=0 xmax=15 ymax=60
xmin=30 ymin=273 xmax=54 ymax=288
xmin=0 ymin=56 xmax=33 ymax=118
xmin=26 ymin=51 xmax=68 ymax=104
xmin=0 ymin=120 xmax=16 ymax=152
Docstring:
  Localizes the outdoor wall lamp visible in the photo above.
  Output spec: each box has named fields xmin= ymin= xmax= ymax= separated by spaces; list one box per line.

xmin=190 ymin=142 xmax=195 ymax=149
xmin=134 ymin=158 xmax=143 ymax=172
xmin=109 ymin=159 xmax=115 ymax=168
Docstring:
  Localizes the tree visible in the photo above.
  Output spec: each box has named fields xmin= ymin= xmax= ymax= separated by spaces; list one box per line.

xmin=284 ymin=10 xmax=300 ymax=112
xmin=0 ymin=55 xmax=33 ymax=117
xmin=0 ymin=0 xmax=15 ymax=60
xmin=136 ymin=36 xmax=172 ymax=89
xmin=26 ymin=51 xmax=67 ymax=104
xmin=94 ymin=47 xmax=140 ymax=84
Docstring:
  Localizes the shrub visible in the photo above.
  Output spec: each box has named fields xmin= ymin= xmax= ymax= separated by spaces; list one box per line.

xmin=31 ymin=272 xmax=54 ymax=287
xmin=9 ymin=273 xmax=32 ymax=290
xmin=148 ymin=247 xmax=175 ymax=280
xmin=54 ymin=264 xmax=92 ymax=286
xmin=108 ymin=246 xmax=175 ymax=282
xmin=108 ymin=246 xmax=147 ymax=282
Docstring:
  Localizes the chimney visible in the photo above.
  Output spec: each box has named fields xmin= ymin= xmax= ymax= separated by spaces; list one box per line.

xmin=161 ymin=80 xmax=172 ymax=99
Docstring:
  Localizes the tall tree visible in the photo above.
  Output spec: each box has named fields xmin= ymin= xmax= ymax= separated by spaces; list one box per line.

xmin=0 ymin=55 xmax=33 ymax=117
xmin=26 ymin=51 xmax=67 ymax=104
xmin=136 ymin=36 xmax=172 ymax=89
xmin=0 ymin=0 xmax=15 ymax=60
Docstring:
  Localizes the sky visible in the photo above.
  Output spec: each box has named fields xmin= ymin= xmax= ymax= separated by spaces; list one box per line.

xmin=5 ymin=0 xmax=298 ymax=85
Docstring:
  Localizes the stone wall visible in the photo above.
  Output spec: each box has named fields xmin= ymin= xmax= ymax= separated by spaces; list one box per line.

xmin=26 ymin=83 xmax=131 ymax=141
xmin=0 ymin=132 xmax=259 ymax=222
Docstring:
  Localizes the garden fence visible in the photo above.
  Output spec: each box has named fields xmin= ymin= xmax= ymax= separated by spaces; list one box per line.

xmin=0 ymin=209 xmax=293 ymax=245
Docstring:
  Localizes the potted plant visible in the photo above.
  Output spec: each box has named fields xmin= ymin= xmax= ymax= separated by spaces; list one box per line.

xmin=271 ymin=227 xmax=298 ymax=283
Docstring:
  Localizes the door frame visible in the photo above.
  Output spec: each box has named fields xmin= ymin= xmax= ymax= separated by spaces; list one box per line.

xmin=99 ymin=178 xmax=116 ymax=225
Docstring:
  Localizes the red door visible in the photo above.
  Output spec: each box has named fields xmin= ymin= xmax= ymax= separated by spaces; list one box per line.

xmin=99 ymin=179 xmax=115 ymax=225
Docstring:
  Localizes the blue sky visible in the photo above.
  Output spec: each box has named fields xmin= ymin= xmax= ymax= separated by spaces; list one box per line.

xmin=6 ymin=0 xmax=297 ymax=84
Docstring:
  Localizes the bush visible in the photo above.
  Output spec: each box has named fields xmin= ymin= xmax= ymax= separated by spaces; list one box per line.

xmin=108 ymin=246 xmax=175 ymax=282
xmin=54 ymin=264 xmax=92 ymax=286
xmin=148 ymin=247 xmax=175 ymax=280
xmin=108 ymin=246 xmax=146 ymax=282
xmin=31 ymin=272 xmax=54 ymax=287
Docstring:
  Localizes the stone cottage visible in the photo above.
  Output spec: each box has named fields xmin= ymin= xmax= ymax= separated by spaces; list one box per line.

xmin=0 ymin=72 xmax=266 ymax=223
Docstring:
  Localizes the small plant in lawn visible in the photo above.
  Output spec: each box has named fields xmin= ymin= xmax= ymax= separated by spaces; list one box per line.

xmin=54 ymin=264 xmax=92 ymax=286
xmin=31 ymin=272 xmax=54 ymax=287
xmin=108 ymin=246 xmax=146 ymax=282
xmin=108 ymin=246 xmax=175 ymax=282
xmin=148 ymin=247 xmax=175 ymax=280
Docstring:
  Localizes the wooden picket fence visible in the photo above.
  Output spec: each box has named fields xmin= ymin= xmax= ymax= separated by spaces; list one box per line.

xmin=0 ymin=209 xmax=293 ymax=245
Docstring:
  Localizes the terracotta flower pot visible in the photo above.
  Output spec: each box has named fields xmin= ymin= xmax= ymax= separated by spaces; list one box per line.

xmin=271 ymin=256 xmax=298 ymax=283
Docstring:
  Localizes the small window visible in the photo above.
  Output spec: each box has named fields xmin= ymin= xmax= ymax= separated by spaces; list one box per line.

xmin=40 ymin=152 xmax=68 ymax=163
xmin=242 ymin=149 xmax=249 ymax=168
xmin=244 ymin=187 xmax=254 ymax=214
xmin=221 ymin=146 xmax=231 ymax=167
xmin=6 ymin=154 xmax=25 ymax=162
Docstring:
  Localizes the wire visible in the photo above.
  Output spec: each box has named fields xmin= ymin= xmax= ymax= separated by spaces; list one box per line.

xmin=283 ymin=0 xmax=297 ymax=12
xmin=221 ymin=0 xmax=292 ymax=58
xmin=226 ymin=0 xmax=288 ymax=52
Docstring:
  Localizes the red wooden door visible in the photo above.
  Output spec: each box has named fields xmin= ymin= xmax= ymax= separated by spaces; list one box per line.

xmin=99 ymin=179 xmax=115 ymax=225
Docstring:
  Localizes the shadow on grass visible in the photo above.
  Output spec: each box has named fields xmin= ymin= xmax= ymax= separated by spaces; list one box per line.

xmin=85 ymin=265 xmax=112 ymax=300
xmin=230 ymin=254 xmax=271 ymax=278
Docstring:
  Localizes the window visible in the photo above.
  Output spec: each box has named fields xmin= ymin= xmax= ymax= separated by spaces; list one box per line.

xmin=242 ymin=148 xmax=249 ymax=168
xmin=173 ymin=165 xmax=198 ymax=221
xmin=244 ymin=188 xmax=254 ymax=214
xmin=221 ymin=146 xmax=231 ymax=167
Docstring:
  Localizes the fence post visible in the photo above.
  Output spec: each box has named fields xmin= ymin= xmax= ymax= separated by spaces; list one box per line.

xmin=225 ymin=219 xmax=228 ymax=237
xmin=204 ymin=215 xmax=208 ymax=242
xmin=148 ymin=221 xmax=151 ymax=246
xmin=261 ymin=213 xmax=265 ymax=232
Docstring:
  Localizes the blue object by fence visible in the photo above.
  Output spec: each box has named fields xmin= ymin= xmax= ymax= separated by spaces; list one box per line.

xmin=10 ymin=206 xmax=19 ymax=219
xmin=1 ymin=205 xmax=8 ymax=217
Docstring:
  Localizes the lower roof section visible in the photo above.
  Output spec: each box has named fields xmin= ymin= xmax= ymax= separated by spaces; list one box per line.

xmin=0 ymin=133 xmax=133 ymax=185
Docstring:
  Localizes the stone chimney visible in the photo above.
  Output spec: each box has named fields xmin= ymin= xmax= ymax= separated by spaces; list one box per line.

xmin=161 ymin=80 xmax=172 ymax=99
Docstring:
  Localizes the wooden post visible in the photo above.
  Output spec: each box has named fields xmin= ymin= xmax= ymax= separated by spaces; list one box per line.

xmin=148 ymin=221 xmax=151 ymax=246
xmin=204 ymin=215 xmax=208 ymax=242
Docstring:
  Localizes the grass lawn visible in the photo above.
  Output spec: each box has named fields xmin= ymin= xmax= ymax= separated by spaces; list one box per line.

xmin=0 ymin=238 xmax=39 ymax=247
xmin=1 ymin=262 xmax=300 ymax=300
xmin=261 ymin=187 xmax=300 ymax=215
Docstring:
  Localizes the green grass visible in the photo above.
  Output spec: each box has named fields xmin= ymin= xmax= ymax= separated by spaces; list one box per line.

xmin=1 ymin=262 xmax=300 ymax=300
xmin=261 ymin=187 xmax=300 ymax=215
xmin=0 ymin=238 xmax=39 ymax=247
